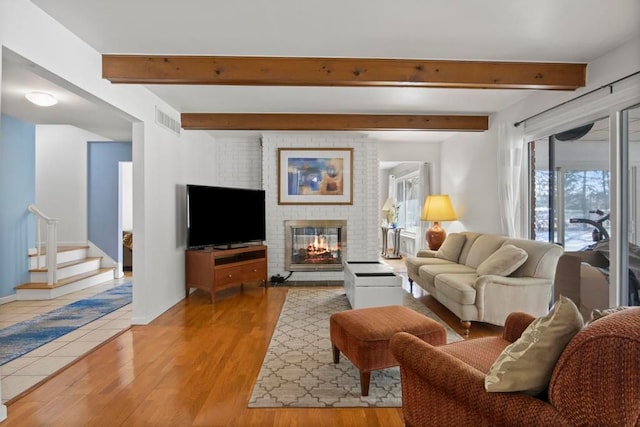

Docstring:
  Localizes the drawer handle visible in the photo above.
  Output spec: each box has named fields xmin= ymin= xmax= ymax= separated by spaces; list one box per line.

xmin=253 ymin=269 xmax=257 ymax=272
xmin=228 ymin=274 xmax=233 ymax=278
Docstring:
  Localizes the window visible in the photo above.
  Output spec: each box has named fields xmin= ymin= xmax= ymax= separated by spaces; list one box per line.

xmin=395 ymin=173 xmax=420 ymax=234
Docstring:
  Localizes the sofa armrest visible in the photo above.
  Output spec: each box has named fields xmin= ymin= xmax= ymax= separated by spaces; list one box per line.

xmin=554 ymin=254 xmax=583 ymax=304
xmin=389 ymin=332 xmax=568 ymax=426
xmin=473 ymin=276 xmax=553 ymax=324
xmin=502 ymin=311 xmax=536 ymax=342
xmin=415 ymin=249 xmax=437 ymax=258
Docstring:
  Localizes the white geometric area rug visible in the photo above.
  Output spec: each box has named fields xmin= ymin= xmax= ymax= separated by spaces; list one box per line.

xmin=248 ymin=287 xmax=462 ymax=408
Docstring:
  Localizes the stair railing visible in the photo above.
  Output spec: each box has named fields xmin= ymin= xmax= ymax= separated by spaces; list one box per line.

xmin=27 ymin=204 xmax=58 ymax=285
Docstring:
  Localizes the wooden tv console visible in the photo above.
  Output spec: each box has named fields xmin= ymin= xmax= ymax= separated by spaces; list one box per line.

xmin=185 ymin=245 xmax=268 ymax=302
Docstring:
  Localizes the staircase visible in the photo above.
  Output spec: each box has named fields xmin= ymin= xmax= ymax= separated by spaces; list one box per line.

xmin=14 ymin=246 xmax=115 ymax=300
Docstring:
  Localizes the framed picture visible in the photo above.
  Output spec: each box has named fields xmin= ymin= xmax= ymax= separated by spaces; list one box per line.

xmin=278 ymin=148 xmax=353 ymax=205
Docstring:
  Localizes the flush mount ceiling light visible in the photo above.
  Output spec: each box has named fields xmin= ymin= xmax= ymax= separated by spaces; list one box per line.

xmin=25 ymin=91 xmax=58 ymax=107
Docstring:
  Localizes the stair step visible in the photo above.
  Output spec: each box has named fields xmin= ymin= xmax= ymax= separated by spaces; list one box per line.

xmin=14 ymin=268 xmax=116 ymax=300
xmin=28 ymin=245 xmax=89 ymax=257
xmin=28 ymin=256 xmax=102 ymax=273
xmin=29 ymin=246 xmax=90 ymax=269
xmin=15 ymin=268 xmax=115 ymax=290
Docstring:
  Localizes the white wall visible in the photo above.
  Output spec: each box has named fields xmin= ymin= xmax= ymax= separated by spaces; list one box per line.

xmin=261 ymin=134 xmax=379 ymax=281
xmin=212 ymin=136 xmax=263 ymax=189
xmin=440 ymin=131 xmax=502 ymax=234
xmin=181 ymin=130 xmax=220 ymax=186
xmin=121 ymin=162 xmax=133 ymax=231
xmin=35 ymin=125 xmax=110 ymax=245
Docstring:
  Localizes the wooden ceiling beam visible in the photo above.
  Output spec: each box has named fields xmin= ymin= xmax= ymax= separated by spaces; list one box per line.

xmin=180 ymin=113 xmax=489 ymax=132
xmin=103 ymin=55 xmax=586 ymax=90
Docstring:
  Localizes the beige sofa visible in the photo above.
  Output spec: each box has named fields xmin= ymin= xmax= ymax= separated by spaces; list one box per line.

xmin=405 ymin=231 xmax=563 ymax=334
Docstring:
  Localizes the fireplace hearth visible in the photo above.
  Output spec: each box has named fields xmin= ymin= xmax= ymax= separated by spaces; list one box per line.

xmin=285 ymin=220 xmax=347 ymax=271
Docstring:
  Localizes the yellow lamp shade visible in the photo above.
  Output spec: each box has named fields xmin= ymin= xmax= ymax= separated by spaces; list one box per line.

xmin=421 ymin=195 xmax=457 ymax=250
xmin=421 ymin=195 xmax=457 ymax=221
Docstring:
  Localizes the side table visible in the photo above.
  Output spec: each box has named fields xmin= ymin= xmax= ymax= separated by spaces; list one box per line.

xmin=381 ymin=226 xmax=402 ymax=259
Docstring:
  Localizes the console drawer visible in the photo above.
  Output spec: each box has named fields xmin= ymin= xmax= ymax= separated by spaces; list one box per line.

xmin=214 ymin=265 xmax=244 ymax=286
xmin=243 ymin=261 xmax=266 ymax=282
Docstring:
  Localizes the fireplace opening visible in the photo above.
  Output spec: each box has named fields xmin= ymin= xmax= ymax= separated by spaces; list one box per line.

xmin=285 ymin=220 xmax=347 ymax=271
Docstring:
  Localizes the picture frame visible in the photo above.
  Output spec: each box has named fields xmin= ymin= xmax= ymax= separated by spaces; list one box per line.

xmin=278 ymin=148 xmax=353 ymax=205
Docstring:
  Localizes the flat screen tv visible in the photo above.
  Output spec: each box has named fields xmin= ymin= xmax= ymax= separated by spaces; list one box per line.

xmin=186 ymin=184 xmax=266 ymax=249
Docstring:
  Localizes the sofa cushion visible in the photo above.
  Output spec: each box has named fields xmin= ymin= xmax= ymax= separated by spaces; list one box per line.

xmin=405 ymin=256 xmax=454 ymax=278
xmin=440 ymin=336 xmax=510 ymax=373
xmin=463 ymin=234 xmax=509 ymax=268
xmin=457 ymin=232 xmax=484 ymax=265
xmin=435 ymin=233 xmax=467 ymax=262
xmin=484 ymin=295 xmax=584 ymax=394
xmin=476 ymin=244 xmax=528 ymax=277
xmin=503 ymin=238 xmax=563 ymax=279
xmin=434 ymin=273 xmax=478 ymax=305
xmin=418 ymin=263 xmax=476 ymax=284
xmin=590 ymin=306 xmax=628 ymax=322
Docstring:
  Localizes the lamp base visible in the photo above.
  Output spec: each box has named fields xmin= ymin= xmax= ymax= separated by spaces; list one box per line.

xmin=426 ymin=221 xmax=447 ymax=250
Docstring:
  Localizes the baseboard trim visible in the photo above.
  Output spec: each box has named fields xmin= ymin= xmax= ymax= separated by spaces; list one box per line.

xmin=0 ymin=293 xmax=17 ymax=305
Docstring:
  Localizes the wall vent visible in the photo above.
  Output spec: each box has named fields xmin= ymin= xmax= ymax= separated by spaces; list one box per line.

xmin=155 ymin=106 xmax=181 ymax=135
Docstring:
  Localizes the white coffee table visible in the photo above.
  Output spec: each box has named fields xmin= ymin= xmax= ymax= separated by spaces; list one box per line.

xmin=343 ymin=261 xmax=403 ymax=309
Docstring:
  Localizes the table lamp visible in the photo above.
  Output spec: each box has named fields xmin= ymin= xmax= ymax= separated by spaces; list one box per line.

xmin=381 ymin=196 xmax=398 ymax=227
xmin=421 ymin=194 xmax=457 ymax=250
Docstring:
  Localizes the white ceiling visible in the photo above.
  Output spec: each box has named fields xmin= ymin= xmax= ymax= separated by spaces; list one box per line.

xmin=2 ymin=0 xmax=640 ymax=142
xmin=1 ymin=50 xmax=134 ymax=140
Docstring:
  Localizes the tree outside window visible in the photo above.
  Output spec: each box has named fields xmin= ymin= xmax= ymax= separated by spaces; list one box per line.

xmin=533 ymin=168 xmax=610 ymax=250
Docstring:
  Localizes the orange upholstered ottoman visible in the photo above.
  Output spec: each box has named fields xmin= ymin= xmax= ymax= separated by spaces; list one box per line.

xmin=329 ymin=305 xmax=447 ymax=396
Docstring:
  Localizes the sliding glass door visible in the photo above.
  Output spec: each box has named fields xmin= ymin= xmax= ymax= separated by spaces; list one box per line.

xmin=530 ymin=117 xmax=610 ymax=251
xmin=529 ymin=111 xmax=639 ymax=307
xmin=621 ymin=103 xmax=640 ymax=306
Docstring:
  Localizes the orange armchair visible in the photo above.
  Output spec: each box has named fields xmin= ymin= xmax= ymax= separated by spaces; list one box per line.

xmin=390 ymin=308 xmax=640 ymax=427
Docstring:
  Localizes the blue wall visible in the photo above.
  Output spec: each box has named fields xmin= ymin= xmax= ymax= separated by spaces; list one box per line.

xmin=0 ymin=115 xmax=36 ymax=299
xmin=87 ymin=141 xmax=132 ymax=264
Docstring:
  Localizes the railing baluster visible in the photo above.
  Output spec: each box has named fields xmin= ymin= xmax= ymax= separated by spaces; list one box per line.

xmin=35 ymin=216 xmax=42 ymax=269
xmin=27 ymin=205 xmax=58 ymax=285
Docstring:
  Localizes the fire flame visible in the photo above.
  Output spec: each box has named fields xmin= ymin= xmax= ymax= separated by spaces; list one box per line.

xmin=306 ymin=234 xmax=338 ymax=256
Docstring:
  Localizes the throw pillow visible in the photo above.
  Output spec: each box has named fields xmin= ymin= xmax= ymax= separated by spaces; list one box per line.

xmin=591 ymin=306 xmax=628 ymax=322
xmin=484 ymin=295 xmax=584 ymax=394
xmin=476 ymin=244 xmax=528 ymax=276
xmin=435 ymin=233 xmax=466 ymax=262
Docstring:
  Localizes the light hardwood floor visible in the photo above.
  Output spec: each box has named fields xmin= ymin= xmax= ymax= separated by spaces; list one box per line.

xmin=3 ymin=260 xmax=502 ymax=426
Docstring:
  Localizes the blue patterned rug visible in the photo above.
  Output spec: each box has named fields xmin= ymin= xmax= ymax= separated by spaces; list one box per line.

xmin=0 ymin=282 xmax=132 ymax=366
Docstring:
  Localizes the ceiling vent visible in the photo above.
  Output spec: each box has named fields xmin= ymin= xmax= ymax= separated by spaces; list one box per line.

xmin=155 ymin=106 xmax=181 ymax=135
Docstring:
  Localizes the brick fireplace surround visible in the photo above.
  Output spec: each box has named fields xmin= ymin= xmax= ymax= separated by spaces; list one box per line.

xmin=260 ymin=134 xmax=380 ymax=284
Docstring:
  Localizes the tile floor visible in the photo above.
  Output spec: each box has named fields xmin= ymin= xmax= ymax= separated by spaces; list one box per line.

xmin=0 ymin=276 xmax=132 ymax=403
